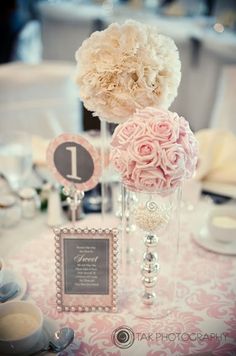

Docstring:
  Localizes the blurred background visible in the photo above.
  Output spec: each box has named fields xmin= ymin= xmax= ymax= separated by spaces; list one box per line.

xmin=0 ymin=0 xmax=236 ymax=135
xmin=0 ymin=0 xmax=236 ymax=220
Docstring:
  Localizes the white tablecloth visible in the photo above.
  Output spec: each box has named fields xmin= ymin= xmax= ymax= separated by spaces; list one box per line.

xmin=1 ymin=200 xmax=236 ymax=355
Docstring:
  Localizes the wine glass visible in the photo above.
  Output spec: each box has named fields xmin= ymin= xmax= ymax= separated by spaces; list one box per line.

xmin=0 ymin=131 xmax=32 ymax=191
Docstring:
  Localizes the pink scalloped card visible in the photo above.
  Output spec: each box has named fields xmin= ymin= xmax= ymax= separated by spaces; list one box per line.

xmin=54 ymin=226 xmax=119 ymax=312
xmin=46 ymin=133 xmax=101 ymax=191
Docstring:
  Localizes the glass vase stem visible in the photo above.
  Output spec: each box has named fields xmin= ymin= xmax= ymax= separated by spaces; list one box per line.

xmin=141 ymin=233 xmax=159 ymax=305
xmin=100 ymin=119 xmax=109 ymax=220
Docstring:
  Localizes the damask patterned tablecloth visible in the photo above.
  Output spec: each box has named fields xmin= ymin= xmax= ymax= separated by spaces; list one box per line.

xmin=6 ymin=210 xmax=236 ymax=356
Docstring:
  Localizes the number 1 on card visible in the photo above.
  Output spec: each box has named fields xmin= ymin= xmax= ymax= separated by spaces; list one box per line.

xmin=66 ymin=146 xmax=82 ymax=181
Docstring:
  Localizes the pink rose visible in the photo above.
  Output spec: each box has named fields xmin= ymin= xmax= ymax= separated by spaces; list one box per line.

xmin=185 ymin=154 xmax=198 ymax=179
xmin=178 ymin=130 xmax=195 ymax=156
xmin=168 ymin=175 xmax=182 ymax=190
xmin=177 ymin=117 xmax=197 ymax=155
xmin=130 ymin=166 xmax=167 ymax=192
xmin=127 ymin=160 xmax=136 ymax=177
xmin=128 ymin=136 xmax=161 ymax=168
xmin=110 ymin=149 xmax=128 ymax=176
xmin=110 ymin=107 xmax=198 ymax=194
xmin=179 ymin=116 xmax=191 ymax=136
xmin=122 ymin=177 xmax=135 ymax=191
xmin=161 ymin=145 xmax=185 ymax=177
xmin=177 ymin=129 xmax=198 ymax=178
xmin=111 ymin=120 xmax=146 ymax=149
xmin=147 ymin=117 xmax=179 ymax=145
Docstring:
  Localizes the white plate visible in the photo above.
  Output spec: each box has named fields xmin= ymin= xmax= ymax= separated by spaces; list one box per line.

xmin=1 ymin=269 xmax=27 ymax=302
xmin=193 ymin=227 xmax=236 ymax=255
xmin=202 ymin=181 xmax=236 ymax=199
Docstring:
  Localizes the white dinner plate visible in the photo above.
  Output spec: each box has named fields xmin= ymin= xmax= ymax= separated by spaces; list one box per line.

xmin=193 ymin=227 xmax=236 ymax=256
xmin=1 ymin=269 xmax=27 ymax=302
xmin=202 ymin=181 xmax=236 ymax=199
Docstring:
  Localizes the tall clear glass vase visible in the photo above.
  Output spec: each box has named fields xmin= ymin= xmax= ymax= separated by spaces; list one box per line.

xmin=99 ymin=119 xmax=119 ymax=219
xmin=121 ymin=185 xmax=181 ymax=319
xmin=100 ymin=119 xmax=111 ymax=219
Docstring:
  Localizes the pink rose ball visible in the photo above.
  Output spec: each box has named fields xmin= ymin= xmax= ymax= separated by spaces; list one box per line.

xmin=110 ymin=107 xmax=198 ymax=194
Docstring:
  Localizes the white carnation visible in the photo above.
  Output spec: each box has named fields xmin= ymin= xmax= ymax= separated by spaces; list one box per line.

xmin=75 ymin=20 xmax=181 ymax=123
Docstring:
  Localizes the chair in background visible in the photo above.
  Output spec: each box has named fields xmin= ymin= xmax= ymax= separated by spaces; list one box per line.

xmin=210 ymin=65 xmax=236 ymax=134
xmin=36 ymin=2 xmax=107 ymax=131
xmin=0 ymin=61 xmax=82 ymax=139
xmin=12 ymin=20 xmax=42 ymax=64
xmin=37 ymin=2 xmax=106 ymax=62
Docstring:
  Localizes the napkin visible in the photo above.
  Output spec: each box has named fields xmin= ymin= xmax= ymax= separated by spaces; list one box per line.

xmin=32 ymin=135 xmax=49 ymax=166
xmin=195 ymin=128 xmax=236 ymax=184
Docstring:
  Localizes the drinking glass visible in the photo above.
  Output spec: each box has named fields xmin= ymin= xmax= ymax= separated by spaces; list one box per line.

xmin=0 ymin=131 xmax=32 ymax=191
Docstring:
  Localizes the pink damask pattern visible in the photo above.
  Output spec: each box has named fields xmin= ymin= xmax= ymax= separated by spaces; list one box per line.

xmin=7 ymin=216 xmax=236 ymax=356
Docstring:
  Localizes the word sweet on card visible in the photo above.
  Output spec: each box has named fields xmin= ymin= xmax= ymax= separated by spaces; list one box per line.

xmin=54 ymin=226 xmax=119 ymax=312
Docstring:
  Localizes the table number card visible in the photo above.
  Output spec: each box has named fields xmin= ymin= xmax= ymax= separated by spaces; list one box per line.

xmin=47 ymin=133 xmax=101 ymax=191
xmin=54 ymin=226 xmax=119 ymax=312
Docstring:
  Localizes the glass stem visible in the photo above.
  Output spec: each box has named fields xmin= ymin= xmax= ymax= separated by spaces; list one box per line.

xmin=141 ymin=233 xmax=159 ymax=305
xmin=100 ymin=119 xmax=109 ymax=220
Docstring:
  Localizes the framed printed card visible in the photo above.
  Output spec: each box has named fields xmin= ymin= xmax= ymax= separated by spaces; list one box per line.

xmin=54 ymin=226 xmax=119 ymax=312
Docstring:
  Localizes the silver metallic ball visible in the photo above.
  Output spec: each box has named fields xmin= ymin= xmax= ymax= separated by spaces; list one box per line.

xmin=142 ymin=276 xmax=158 ymax=288
xmin=143 ymin=252 xmax=158 ymax=264
xmin=141 ymin=263 xmax=160 ymax=277
xmin=142 ymin=291 xmax=156 ymax=305
xmin=144 ymin=234 xmax=158 ymax=247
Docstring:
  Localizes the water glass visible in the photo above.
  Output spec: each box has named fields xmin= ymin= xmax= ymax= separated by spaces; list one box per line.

xmin=0 ymin=131 xmax=32 ymax=191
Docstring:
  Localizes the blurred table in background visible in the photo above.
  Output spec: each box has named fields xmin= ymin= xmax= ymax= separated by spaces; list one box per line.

xmin=36 ymin=1 xmax=236 ymax=132
xmin=210 ymin=65 xmax=236 ymax=134
xmin=0 ymin=61 xmax=82 ymax=138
